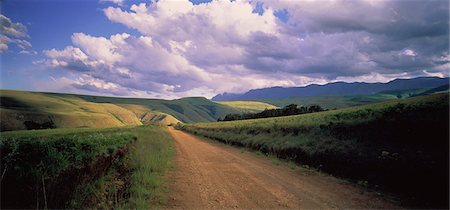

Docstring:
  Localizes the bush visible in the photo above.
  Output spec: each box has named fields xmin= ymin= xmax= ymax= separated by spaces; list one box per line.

xmin=0 ymin=128 xmax=134 ymax=209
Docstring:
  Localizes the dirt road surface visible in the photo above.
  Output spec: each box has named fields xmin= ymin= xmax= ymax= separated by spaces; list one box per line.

xmin=165 ymin=127 xmax=399 ymax=209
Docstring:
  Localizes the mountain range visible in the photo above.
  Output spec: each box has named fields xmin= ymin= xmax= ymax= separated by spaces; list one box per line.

xmin=212 ymin=77 xmax=449 ymax=101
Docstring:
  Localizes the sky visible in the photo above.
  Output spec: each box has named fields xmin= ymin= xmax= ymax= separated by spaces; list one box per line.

xmin=1 ymin=0 xmax=449 ymax=99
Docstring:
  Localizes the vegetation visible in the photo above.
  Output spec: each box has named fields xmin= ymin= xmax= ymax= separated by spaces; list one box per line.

xmin=120 ymin=126 xmax=174 ymax=209
xmin=217 ymin=101 xmax=278 ymax=112
xmin=179 ymin=93 xmax=449 ymax=208
xmin=0 ymin=90 xmax=242 ymax=131
xmin=0 ymin=125 xmax=174 ymax=209
xmin=76 ymin=93 xmax=242 ymax=123
xmin=261 ymin=87 xmax=446 ymax=109
xmin=218 ymin=104 xmax=325 ymax=121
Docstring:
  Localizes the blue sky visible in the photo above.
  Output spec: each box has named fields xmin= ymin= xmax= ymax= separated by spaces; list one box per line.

xmin=1 ymin=0 xmax=138 ymax=91
xmin=1 ymin=0 xmax=449 ymax=99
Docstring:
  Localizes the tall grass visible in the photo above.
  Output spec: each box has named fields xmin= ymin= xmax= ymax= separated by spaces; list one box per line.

xmin=179 ymin=93 xmax=449 ymax=208
xmin=1 ymin=127 xmax=134 ymax=208
xmin=120 ymin=126 xmax=174 ymax=209
xmin=0 ymin=125 xmax=175 ymax=209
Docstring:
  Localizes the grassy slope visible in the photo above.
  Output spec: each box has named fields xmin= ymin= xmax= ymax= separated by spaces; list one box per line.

xmin=180 ymin=93 xmax=449 ymax=208
xmin=0 ymin=125 xmax=174 ymax=209
xmin=76 ymin=94 xmax=240 ymax=123
xmin=117 ymin=104 xmax=180 ymax=125
xmin=0 ymin=90 xmax=142 ymax=130
xmin=261 ymin=88 xmax=435 ymax=109
xmin=217 ymin=101 xmax=278 ymax=112
xmin=0 ymin=90 xmax=241 ymax=131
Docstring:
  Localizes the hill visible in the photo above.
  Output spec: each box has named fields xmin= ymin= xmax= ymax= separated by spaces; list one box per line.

xmin=179 ymin=93 xmax=449 ymax=208
xmin=0 ymin=90 xmax=240 ymax=131
xmin=217 ymin=101 xmax=278 ymax=112
xmin=212 ymin=77 xmax=449 ymax=101
xmin=261 ymin=87 xmax=444 ymax=109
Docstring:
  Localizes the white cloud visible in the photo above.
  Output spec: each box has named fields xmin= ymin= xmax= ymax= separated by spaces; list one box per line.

xmin=100 ymin=0 xmax=125 ymax=6
xmin=19 ymin=50 xmax=38 ymax=55
xmin=72 ymin=33 xmax=127 ymax=64
xmin=104 ymin=1 xmax=278 ymax=38
xmin=13 ymin=39 xmax=32 ymax=49
xmin=0 ymin=35 xmax=11 ymax=53
xmin=0 ymin=15 xmax=28 ymax=37
xmin=0 ymin=15 xmax=35 ymax=54
xmin=335 ymin=72 xmax=410 ymax=83
xmin=38 ymin=0 xmax=449 ymax=98
xmin=422 ymin=70 xmax=445 ymax=78
xmin=402 ymin=49 xmax=417 ymax=57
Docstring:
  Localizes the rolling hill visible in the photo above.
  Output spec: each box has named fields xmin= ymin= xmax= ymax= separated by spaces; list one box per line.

xmin=217 ymin=101 xmax=278 ymax=112
xmin=212 ymin=77 xmax=449 ymax=101
xmin=0 ymin=90 xmax=241 ymax=131
xmin=260 ymin=87 xmax=447 ymax=109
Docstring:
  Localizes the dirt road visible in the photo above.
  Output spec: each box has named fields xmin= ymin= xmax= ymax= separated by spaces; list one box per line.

xmin=166 ymin=127 xmax=399 ymax=209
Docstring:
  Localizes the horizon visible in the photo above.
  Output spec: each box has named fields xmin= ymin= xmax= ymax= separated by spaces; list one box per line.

xmin=1 ymin=75 xmax=447 ymax=100
xmin=1 ymin=0 xmax=449 ymax=99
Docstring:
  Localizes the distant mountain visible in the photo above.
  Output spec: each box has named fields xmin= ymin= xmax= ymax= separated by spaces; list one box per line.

xmin=212 ymin=77 xmax=449 ymax=101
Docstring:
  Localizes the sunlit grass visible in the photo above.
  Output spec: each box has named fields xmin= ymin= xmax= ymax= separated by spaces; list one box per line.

xmin=1 ymin=125 xmax=175 ymax=209
xmin=119 ymin=126 xmax=174 ymax=209
xmin=218 ymin=101 xmax=278 ymax=112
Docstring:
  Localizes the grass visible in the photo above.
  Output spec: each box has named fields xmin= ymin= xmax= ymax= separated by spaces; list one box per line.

xmin=0 ymin=90 xmax=243 ymax=131
xmin=0 ymin=90 xmax=142 ymax=131
xmin=74 ymin=93 xmax=242 ymax=123
xmin=0 ymin=125 xmax=175 ymax=209
xmin=179 ymin=93 xmax=449 ymax=208
xmin=1 ymin=126 xmax=134 ymax=208
xmin=120 ymin=126 xmax=174 ymax=209
xmin=261 ymin=88 xmax=441 ymax=109
xmin=218 ymin=101 xmax=278 ymax=112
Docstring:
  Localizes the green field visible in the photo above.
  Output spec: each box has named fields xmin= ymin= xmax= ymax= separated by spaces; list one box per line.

xmin=179 ymin=93 xmax=449 ymax=208
xmin=2 ymin=88 xmax=445 ymax=131
xmin=217 ymin=101 xmax=278 ymax=112
xmin=261 ymin=88 xmax=442 ymax=109
xmin=0 ymin=125 xmax=174 ymax=209
xmin=0 ymin=90 xmax=242 ymax=131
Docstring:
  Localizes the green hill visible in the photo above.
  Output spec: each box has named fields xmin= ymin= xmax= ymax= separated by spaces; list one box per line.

xmin=217 ymin=101 xmax=278 ymax=112
xmin=0 ymin=90 xmax=240 ymax=131
xmin=261 ymin=87 xmax=448 ymax=109
xmin=179 ymin=93 xmax=449 ymax=208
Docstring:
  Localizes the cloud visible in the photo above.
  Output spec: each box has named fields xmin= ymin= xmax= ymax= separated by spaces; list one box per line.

xmin=0 ymin=14 xmax=35 ymax=54
xmin=19 ymin=50 xmax=37 ymax=55
xmin=39 ymin=0 xmax=449 ymax=98
xmin=260 ymin=0 xmax=449 ymax=73
xmin=0 ymin=35 xmax=11 ymax=53
xmin=100 ymin=0 xmax=125 ymax=6
xmin=0 ymin=15 xmax=27 ymax=37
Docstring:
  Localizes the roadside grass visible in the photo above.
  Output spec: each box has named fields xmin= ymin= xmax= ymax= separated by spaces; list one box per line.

xmin=178 ymin=93 xmax=449 ymax=208
xmin=0 ymin=127 xmax=134 ymax=209
xmin=120 ymin=126 xmax=174 ymax=209
xmin=0 ymin=125 xmax=175 ymax=209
